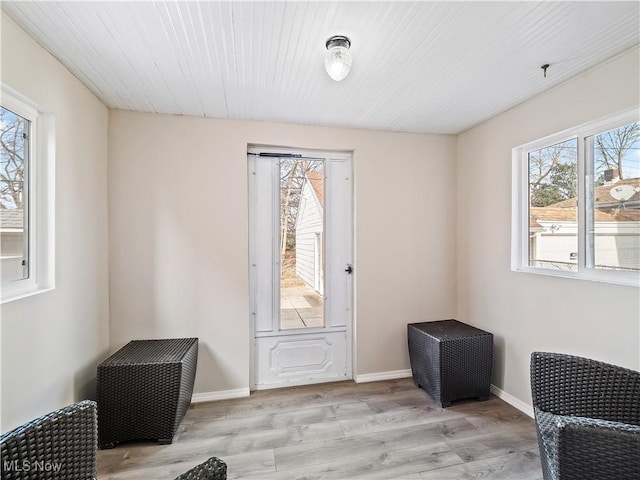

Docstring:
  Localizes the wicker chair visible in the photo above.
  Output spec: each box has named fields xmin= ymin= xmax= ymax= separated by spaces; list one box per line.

xmin=0 ymin=400 xmax=226 ymax=480
xmin=530 ymin=352 xmax=640 ymax=480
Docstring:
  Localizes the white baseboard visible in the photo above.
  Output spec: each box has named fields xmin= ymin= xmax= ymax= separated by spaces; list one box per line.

xmin=490 ymin=384 xmax=534 ymax=418
xmin=355 ymin=369 xmax=412 ymax=383
xmin=252 ymin=374 xmax=352 ymax=390
xmin=192 ymin=371 xmax=412 ymax=401
xmin=189 ymin=379 xmax=533 ymax=419
xmin=191 ymin=387 xmax=250 ymax=404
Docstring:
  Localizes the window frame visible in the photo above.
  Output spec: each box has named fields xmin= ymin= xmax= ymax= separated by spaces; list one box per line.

xmin=1 ymin=84 xmax=55 ymax=303
xmin=512 ymin=108 xmax=640 ymax=287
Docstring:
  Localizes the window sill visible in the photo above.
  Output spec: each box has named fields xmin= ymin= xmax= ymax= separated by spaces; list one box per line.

xmin=513 ymin=267 xmax=640 ymax=288
xmin=1 ymin=285 xmax=55 ymax=304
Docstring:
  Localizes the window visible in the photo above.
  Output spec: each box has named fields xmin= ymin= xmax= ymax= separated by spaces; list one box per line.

xmin=512 ymin=109 xmax=640 ymax=286
xmin=1 ymin=104 xmax=29 ymax=282
xmin=1 ymin=85 xmax=54 ymax=302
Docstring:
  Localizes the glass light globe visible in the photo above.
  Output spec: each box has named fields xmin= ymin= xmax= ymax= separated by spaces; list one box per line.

xmin=325 ymin=37 xmax=352 ymax=81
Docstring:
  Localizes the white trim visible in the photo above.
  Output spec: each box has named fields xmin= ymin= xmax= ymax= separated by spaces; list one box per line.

xmin=189 ymin=379 xmax=535 ymax=419
xmin=511 ymin=107 xmax=640 ymax=287
xmin=253 ymin=374 xmax=351 ymax=391
xmin=191 ymin=387 xmax=250 ymax=404
xmin=354 ymin=369 xmax=412 ymax=383
xmin=1 ymin=84 xmax=55 ymax=303
xmin=490 ymin=384 xmax=534 ymax=418
xmin=247 ymin=145 xmax=354 ymax=390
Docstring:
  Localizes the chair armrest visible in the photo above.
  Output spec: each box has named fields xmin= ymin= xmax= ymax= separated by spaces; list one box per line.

xmin=0 ymin=400 xmax=97 ymax=480
xmin=536 ymin=408 xmax=640 ymax=480
xmin=174 ymin=456 xmax=227 ymax=480
xmin=530 ymin=352 xmax=640 ymax=425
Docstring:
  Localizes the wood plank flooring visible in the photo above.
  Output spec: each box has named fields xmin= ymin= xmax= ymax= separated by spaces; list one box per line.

xmin=97 ymin=378 xmax=543 ymax=480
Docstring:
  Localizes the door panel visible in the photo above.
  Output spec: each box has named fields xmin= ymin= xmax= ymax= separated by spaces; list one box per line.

xmin=324 ymin=158 xmax=353 ymax=329
xmin=256 ymin=332 xmax=347 ymax=387
xmin=250 ymin=158 xmax=279 ymax=333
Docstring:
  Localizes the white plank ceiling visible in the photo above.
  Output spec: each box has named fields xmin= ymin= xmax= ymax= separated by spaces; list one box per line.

xmin=3 ymin=1 xmax=639 ymax=134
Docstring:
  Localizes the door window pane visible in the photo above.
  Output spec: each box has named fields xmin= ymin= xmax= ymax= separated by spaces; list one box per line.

xmin=589 ymin=121 xmax=640 ymax=271
xmin=280 ymin=159 xmax=325 ymax=330
xmin=528 ymin=139 xmax=578 ymax=271
xmin=0 ymin=106 xmax=29 ymax=282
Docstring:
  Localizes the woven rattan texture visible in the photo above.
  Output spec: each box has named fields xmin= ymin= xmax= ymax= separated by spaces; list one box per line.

xmin=530 ymin=351 xmax=640 ymax=425
xmin=174 ymin=456 xmax=227 ymax=480
xmin=530 ymin=352 xmax=640 ymax=480
xmin=0 ymin=400 xmax=97 ymax=480
xmin=408 ymin=320 xmax=493 ymax=407
xmin=97 ymin=338 xmax=198 ymax=448
xmin=100 ymin=338 xmax=198 ymax=365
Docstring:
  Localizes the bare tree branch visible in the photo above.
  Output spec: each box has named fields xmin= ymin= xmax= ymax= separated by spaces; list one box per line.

xmin=279 ymin=159 xmax=323 ymax=256
xmin=595 ymin=122 xmax=639 ymax=180
xmin=0 ymin=108 xmax=26 ymax=209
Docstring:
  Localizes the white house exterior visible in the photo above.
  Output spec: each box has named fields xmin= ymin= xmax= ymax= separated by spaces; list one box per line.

xmin=0 ymin=209 xmax=25 ymax=281
xmin=295 ymin=171 xmax=324 ymax=293
xmin=530 ymin=177 xmax=640 ymax=271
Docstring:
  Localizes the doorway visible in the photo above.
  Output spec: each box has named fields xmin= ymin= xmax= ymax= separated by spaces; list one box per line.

xmin=248 ymin=146 xmax=353 ymax=389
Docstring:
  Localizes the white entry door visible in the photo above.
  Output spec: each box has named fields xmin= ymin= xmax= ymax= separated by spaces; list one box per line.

xmin=248 ymin=146 xmax=353 ymax=389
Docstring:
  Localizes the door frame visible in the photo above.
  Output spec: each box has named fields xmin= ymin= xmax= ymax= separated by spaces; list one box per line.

xmin=247 ymin=145 xmax=354 ymax=390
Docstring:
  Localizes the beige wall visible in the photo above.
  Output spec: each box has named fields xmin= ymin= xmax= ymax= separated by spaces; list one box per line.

xmin=456 ymin=46 xmax=640 ymax=406
xmin=1 ymin=14 xmax=110 ymax=431
xmin=108 ymin=110 xmax=457 ymax=393
xmin=4 ymin=5 xmax=637 ymax=427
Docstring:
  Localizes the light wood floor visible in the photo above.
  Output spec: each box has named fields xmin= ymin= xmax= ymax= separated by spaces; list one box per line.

xmin=97 ymin=378 xmax=543 ymax=480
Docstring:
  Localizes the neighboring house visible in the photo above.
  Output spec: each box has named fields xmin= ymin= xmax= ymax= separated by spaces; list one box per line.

xmin=530 ymin=176 xmax=640 ymax=270
xmin=0 ymin=209 xmax=25 ymax=282
xmin=295 ymin=171 xmax=324 ymax=294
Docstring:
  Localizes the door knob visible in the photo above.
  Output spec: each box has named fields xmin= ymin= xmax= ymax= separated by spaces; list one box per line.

xmin=345 ymin=264 xmax=353 ymax=274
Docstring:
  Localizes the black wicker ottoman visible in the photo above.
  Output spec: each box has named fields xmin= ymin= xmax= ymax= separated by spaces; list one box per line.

xmin=408 ymin=320 xmax=493 ymax=407
xmin=97 ymin=337 xmax=198 ymax=449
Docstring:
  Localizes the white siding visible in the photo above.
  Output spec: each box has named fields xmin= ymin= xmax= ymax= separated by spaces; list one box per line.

xmin=532 ymin=221 xmax=579 ymax=266
xmin=532 ymin=220 xmax=640 ymax=269
xmin=295 ymin=180 xmax=323 ymax=291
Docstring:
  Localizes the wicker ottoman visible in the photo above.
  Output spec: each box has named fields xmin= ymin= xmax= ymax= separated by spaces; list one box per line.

xmin=97 ymin=337 xmax=198 ymax=448
xmin=408 ymin=320 xmax=493 ymax=407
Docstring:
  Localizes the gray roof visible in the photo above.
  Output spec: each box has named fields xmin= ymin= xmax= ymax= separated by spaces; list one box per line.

xmin=0 ymin=209 xmax=24 ymax=229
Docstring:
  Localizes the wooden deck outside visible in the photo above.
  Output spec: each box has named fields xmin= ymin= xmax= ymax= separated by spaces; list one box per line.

xmin=280 ymin=286 xmax=324 ymax=329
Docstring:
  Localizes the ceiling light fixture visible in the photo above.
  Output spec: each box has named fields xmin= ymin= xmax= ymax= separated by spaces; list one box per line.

xmin=325 ymin=35 xmax=352 ymax=82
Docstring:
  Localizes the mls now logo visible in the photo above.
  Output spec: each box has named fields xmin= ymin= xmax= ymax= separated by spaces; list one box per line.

xmin=3 ymin=460 xmax=62 ymax=473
